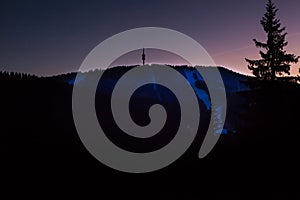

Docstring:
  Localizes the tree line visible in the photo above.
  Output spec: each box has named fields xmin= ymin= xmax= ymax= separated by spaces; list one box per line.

xmin=0 ymin=71 xmax=38 ymax=81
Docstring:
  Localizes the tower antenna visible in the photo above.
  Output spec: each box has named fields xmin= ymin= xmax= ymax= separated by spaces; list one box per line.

xmin=142 ymin=48 xmax=145 ymax=65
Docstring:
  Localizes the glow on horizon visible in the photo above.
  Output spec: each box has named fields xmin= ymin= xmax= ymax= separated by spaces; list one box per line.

xmin=110 ymin=33 xmax=300 ymax=77
xmin=212 ymin=32 xmax=300 ymax=76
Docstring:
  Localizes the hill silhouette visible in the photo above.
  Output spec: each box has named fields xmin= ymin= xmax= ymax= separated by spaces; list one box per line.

xmin=1 ymin=65 xmax=299 ymax=197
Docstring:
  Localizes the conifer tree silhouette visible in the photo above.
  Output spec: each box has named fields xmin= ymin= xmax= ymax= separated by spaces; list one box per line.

xmin=245 ymin=0 xmax=299 ymax=81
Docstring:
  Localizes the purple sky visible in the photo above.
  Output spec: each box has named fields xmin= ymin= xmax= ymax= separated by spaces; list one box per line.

xmin=0 ymin=0 xmax=299 ymax=76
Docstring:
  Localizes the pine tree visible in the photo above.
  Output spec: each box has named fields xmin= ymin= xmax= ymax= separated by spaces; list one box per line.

xmin=245 ymin=0 xmax=299 ymax=81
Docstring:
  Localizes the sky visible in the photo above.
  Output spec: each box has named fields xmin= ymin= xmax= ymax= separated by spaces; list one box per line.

xmin=0 ymin=0 xmax=300 ymax=76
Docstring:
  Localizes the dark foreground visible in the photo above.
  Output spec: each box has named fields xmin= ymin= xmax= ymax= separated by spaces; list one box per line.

xmin=1 ymin=66 xmax=300 ymax=198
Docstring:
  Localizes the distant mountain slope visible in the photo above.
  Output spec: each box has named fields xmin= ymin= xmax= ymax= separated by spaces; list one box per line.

xmin=53 ymin=65 xmax=251 ymax=92
xmin=51 ymin=65 xmax=251 ymax=109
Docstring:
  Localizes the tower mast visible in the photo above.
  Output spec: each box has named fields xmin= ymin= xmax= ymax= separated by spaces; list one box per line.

xmin=142 ymin=48 xmax=145 ymax=65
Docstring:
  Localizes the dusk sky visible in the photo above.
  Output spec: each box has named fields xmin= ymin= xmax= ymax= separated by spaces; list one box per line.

xmin=1 ymin=0 xmax=300 ymax=76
